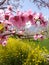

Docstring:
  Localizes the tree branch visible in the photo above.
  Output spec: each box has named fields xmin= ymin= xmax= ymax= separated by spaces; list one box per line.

xmin=31 ymin=0 xmax=49 ymax=9
xmin=0 ymin=0 xmax=6 ymax=6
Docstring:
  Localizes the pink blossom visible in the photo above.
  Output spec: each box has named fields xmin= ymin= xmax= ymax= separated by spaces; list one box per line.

xmin=9 ymin=10 xmax=22 ymax=29
xmin=30 ymin=12 xmax=37 ymax=25
xmin=33 ymin=34 xmax=43 ymax=40
xmin=0 ymin=36 xmax=8 ymax=46
xmin=33 ymin=34 xmax=38 ymax=40
xmin=33 ymin=13 xmax=40 ymax=20
xmin=2 ymin=40 xmax=7 ymax=46
xmin=7 ymin=5 xmax=12 ymax=11
xmin=20 ymin=12 xmax=29 ymax=27
xmin=9 ymin=12 xmax=28 ymax=29
xmin=38 ymin=34 xmax=43 ymax=39
xmin=40 ymin=20 xmax=47 ymax=27
xmin=3 ymin=20 xmax=12 ymax=25
xmin=4 ymin=6 xmax=13 ymax=20
xmin=9 ymin=16 xmax=21 ymax=29
xmin=27 ymin=10 xmax=36 ymax=25
xmin=27 ymin=10 xmax=33 ymax=20
xmin=5 ymin=8 xmax=12 ymax=16
xmin=5 ymin=14 xmax=9 ymax=20
xmin=18 ymin=30 xmax=24 ymax=35
xmin=39 ymin=13 xmax=44 ymax=20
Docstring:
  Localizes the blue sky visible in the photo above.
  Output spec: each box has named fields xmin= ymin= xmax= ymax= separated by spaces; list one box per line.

xmin=19 ymin=0 xmax=49 ymax=18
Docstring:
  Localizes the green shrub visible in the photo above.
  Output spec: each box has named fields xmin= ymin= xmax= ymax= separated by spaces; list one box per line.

xmin=0 ymin=37 xmax=49 ymax=65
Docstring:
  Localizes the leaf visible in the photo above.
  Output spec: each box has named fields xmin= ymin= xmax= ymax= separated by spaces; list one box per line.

xmin=0 ymin=24 xmax=4 ymax=30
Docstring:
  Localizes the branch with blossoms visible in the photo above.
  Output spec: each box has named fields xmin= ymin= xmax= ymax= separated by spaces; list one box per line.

xmin=31 ymin=0 xmax=49 ymax=9
xmin=0 ymin=6 xmax=48 ymax=46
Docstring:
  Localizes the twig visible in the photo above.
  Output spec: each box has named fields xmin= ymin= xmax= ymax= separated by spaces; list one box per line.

xmin=0 ymin=0 xmax=6 ymax=6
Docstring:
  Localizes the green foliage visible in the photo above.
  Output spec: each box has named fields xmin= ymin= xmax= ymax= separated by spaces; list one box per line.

xmin=0 ymin=38 xmax=49 ymax=65
xmin=22 ymin=38 xmax=49 ymax=51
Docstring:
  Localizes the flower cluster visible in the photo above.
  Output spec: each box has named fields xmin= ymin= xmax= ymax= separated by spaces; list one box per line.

xmin=0 ymin=6 xmax=48 ymax=46
xmin=33 ymin=34 xmax=43 ymax=40
xmin=9 ymin=10 xmax=47 ymax=28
